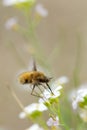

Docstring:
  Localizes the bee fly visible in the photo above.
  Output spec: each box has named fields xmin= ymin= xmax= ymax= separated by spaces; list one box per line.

xmin=18 ymin=60 xmax=53 ymax=97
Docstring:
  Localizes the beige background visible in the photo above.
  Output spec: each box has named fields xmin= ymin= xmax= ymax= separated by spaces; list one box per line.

xmin=1 ymin=0 xmax=87 ymax=130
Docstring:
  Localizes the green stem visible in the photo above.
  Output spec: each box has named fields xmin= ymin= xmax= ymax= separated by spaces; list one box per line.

xmin=48 ymin=101 xmax=69 ymax=130
xmin=21 ymin=8 xmax=52 ymax=71
xmin=7 ymin=41 xmax=26 ymax=67
xmin=56 ymin=102 xmax=70 ymax=130
xmin=33 ymin=116 xmax=49 ymax=130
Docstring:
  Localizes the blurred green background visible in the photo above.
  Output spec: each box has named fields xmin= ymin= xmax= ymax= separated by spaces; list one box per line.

xmin=1 ymin=0 xmax=87 ymax=130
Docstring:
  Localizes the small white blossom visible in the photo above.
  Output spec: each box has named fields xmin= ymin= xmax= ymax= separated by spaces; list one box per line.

xmin=44 ymin=86 xmax=62 ymax=99
xmin=35 ymin=3 xmax=48 ymax=17
xmin=3 ymin=0 xmax=17 ymax=6
xmin=57 ymin=76 xmax=69 ymax=85
xmin=72 ymin=95 xmax=83 ymax=110
xmin=19 ymin=103 xmax=47 ymax=119
xmin=3 ymin=0 xmax=35 ymax=6
xmin=47 ymin=116 xmax=59 ymax=127
xmin=72 ymin=84 xmax=87 ymax=110
xmin=26 ymin=124 xmax=43 ymax=130
xmin=5 ymin=17 xmax=18 ymax=30
xmin=39 ymin=85 xmax=62 ymax=103
xmin=3 ymin=0 xmax=25 ymax=6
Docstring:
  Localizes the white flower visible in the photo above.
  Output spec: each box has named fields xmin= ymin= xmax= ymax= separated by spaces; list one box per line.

xmin=26 ymin=124 xmax=43 ymax=130
xmin=3 ymin=0 xmax=24 ymax=6
xmin=3 ymin=0 xmax=35 ymax=6
xmin=35 ymin=3 xmax=48 ymax=17
xmin=19 ymin=103 xmax=47 ymax=119
xmin=3 ymin=0 xmax=17 ymax=6
xmin=72 ymin=84 xmax=87 ymax=110
xmin=5 ymin=17 xmax=18 ymax=30
xmin=44 ymin=85 xmax=62 ymax=99
xmin=39 ymin=85 xmax=62 ymax=103
xmin=57 ymin=76 xmax=69 ymax=85
xmin=47 ymin=116 xmax=59 ymax=127
xmin=72 ymin=95 xmax=83 ymax=110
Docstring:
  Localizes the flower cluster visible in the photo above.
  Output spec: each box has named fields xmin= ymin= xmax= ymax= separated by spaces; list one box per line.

xmin=3 ymin=0 xmax=48 ymax=32
xmin=72 ymin=84 xmax=87 ymax=110
xmin=19 ymin=103 xmax=47 ymax=119
xmin=39 ymin=85 xmax=62 ymax=105
xmin=39 ymin=76 xmax=68 ymax=104
xmin=69 ymin=84 xmax=87 ymax=123
xmin=47 ymin=116 xmax=59 ymax=127
xmin=18 ymin=76 xmax=68 ymax=129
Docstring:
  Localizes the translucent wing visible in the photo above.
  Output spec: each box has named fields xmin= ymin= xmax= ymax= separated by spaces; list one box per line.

xmin=28 ymin=58 xmax=37 ymax=71
xmin=32 ymin=59 xmax=37 ymax=71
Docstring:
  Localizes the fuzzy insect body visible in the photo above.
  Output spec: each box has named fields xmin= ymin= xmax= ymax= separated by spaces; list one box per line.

xmin=18 ymin=60 xmax=53 ymax=96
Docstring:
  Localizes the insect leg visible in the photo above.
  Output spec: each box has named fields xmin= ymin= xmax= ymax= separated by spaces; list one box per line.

xmin=31 ymin=93 xmax=43 ymax=98
xmin=37 ymin=84 xmax=43 ymax=93
xmin=31 ymin=84 xmax=36 ymax=95
xmin=46 ymin=83 xmax=54 ymax=95
xmin=31 ymin=85 xmax=43 ymax=98
xmin=39 ymin=83 xmax=51 ymax=93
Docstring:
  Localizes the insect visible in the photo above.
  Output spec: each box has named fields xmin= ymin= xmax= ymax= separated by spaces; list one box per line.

xmin=18 ymin=60 xmax=53 ymax=97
